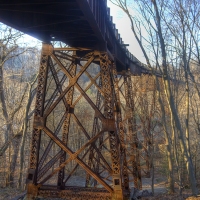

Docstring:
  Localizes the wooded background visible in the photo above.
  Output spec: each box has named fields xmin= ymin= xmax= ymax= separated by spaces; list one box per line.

xmin=0 ymin=0 xmax=200 ymax=197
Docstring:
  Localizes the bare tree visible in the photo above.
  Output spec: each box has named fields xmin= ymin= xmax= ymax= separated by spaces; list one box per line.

xmin=0 ymin=23 xmax=40 ymax=187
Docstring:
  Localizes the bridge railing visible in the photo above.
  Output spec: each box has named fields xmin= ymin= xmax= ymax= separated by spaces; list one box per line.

xmin=86 ymin=0 xmax=148 ymax=71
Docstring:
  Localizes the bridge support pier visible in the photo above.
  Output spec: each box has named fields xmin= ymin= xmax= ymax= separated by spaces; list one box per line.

xmin=124 ymin=74 xmax=142 ymax=190
xmin=26 ymin=43 xmax=130 ymax=199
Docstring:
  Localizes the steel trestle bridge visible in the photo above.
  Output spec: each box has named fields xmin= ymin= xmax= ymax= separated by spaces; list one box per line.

xmin=0 ymin=0 xmax=157 ymax=199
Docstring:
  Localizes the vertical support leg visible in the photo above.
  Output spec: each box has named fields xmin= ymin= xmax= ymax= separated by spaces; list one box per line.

xmin=100 ymin=53 xmax=125 ymax=200
xmin=124 ymin=74 xmax=142 ymax=190
xmin=112 ymin=64 xmax=129 ymax=193
xmin=26 ymin=43 xmax=52 ymax=199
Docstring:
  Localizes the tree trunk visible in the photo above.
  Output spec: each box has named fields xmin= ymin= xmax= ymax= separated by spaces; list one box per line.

xmin=152 ymin=0 xmax=198 ymax=194
xmin=9 ymin=135 xmax=22 ymax=187
xmin=156 ymin=80 xmax=175 ymax=193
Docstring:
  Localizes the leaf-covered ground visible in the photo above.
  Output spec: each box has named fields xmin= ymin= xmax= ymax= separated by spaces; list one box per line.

xmin=0 ymin=176 xmax=199 ymax=200
xmin=0 ymin=187 xmax=24 ymax=200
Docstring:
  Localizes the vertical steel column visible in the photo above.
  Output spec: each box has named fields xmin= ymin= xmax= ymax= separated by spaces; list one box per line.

xmin=26 ymin=43 xmax=52 ymax=198
xmin=124 ymin=74 xmax=142 ymax=190
xmin=100 ymin=53 xmax=124 ymax=200
xmin=112 ymin=64 xmax=129 ymax=193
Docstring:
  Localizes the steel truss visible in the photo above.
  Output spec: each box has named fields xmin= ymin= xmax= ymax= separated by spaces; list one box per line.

xmin=131 ymin=74 xmax=158 ymax=178
xmin=117 ymin=72 xmax=159 ymax=185
xmin=26 ymin=44 xmax=158 ymax=199
xmin=26 ymin=44 xmax=132 ymax=200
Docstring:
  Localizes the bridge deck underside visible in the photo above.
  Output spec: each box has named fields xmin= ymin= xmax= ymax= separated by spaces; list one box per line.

xmin=0 ymin=0 xmax=155 ymax=74
xmin=0 ymin=0 xmax=101 ymax=48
